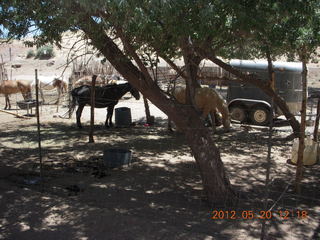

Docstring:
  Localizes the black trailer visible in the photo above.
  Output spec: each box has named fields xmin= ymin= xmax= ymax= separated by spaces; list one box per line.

xmin=227 ymin=60 xmax=303 ymax=125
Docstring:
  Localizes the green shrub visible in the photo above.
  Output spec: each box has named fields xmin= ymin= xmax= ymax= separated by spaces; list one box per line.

xmin=35 ymin=45 xmax=54 ymax=59
xmin=311 ymin=57 xmax=319 ymax=64
xmin=26 ymin=49 xmax=35 ymax=59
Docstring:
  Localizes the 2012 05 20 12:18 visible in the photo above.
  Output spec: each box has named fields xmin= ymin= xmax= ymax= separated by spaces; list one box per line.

xmin=211 ymin=210 xmax=308 ymax=220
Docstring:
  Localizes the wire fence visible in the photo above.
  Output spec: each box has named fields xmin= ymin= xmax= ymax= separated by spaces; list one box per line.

xmin=0 ymin=66 xmax=319 ymax=239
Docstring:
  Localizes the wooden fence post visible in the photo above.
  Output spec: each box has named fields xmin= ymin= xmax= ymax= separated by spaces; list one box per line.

xmin=68 ymin=77 xmax=73 ymax=119
xmin=313 ymin=98 xmax=320 ymax=142
xmin=35 ymin=69 xmax=43 ymax=183
xmin=89 ymin=75 xmax=97 ymax=143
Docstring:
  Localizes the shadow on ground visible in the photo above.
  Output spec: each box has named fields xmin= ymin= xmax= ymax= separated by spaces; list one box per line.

xmin=0 ymin=120 xmax=319 ymax=239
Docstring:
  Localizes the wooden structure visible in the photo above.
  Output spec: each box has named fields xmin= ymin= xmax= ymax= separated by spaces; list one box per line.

xmin=0 ymin=62 xmax=8 ymax=82
xmin=71 ymin=59 xmax=116 ymax=84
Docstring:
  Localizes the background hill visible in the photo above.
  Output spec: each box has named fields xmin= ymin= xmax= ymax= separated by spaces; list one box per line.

xmin=0 ymin=32 xmax=319 ymax=87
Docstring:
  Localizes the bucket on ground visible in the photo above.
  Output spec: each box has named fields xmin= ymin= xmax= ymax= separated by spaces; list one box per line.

xmin=103 ymin=148 xmax=132 ymax=168
xmin=115 ymin=107 xmax=132 ymax=127
xmin=291 ymin=137 xmax=318 ymax=166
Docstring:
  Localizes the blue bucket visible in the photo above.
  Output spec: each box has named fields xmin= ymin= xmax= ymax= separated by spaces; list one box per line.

xmin=103 ymin=148 xmax=132 ymax=168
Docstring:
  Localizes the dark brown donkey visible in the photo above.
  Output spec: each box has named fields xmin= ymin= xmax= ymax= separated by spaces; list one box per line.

xmin=71 ymin=83 xmax=140 ymax=128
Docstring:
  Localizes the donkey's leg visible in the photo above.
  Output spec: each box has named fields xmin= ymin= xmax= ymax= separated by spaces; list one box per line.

xmin=105 ymin=105 xmax=115 ymax=128
xmin=8 ymin=95 xmax=11 ymax=110
xmin=167 ymin=118 xmax=174 ymax=132
xmin=209 ymin=111 xmax=216 ymax=133
xmin=217 ymin=103 xmax=231 ymax=131
xmin=76 ymin=104 xmax=85 ymax=128
xmin=7 ymin=95 xmax=11 ymax=110
xmin=4 ymin=95 xmax=9 ymax=110
xmin=4 ymin=95 xmax=7 ymax=110
xmin=27 ymin=89 xmax=32 ymax=100
xmin=22 ymin=88 xmax=32 ymax=100
xmin=109 ymin=105 xmax=115 ymax=127
xmin=105 ymin=108 xmax=110 ymax=128
xmin=21 ymin=92 xmax=26 ymax=100
xmin=40 ymin=88 xmax=45 ymax=103
xmin=202 ymin=107 xmax=216 ymax=133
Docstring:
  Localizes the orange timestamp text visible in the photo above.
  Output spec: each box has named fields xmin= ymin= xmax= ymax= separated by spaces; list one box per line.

xmin=210 ymin=210 xmax=308 ymax=220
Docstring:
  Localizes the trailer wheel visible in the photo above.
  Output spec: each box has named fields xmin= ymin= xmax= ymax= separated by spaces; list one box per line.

xmin=250 ymin=106 xmax=270 ymax=125
xmin=230 ymin=106 xmax=247 ymax=122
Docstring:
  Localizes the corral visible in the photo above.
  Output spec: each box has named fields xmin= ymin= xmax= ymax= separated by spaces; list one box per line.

xmin=0 ymin=90 xmax=319 ymax=239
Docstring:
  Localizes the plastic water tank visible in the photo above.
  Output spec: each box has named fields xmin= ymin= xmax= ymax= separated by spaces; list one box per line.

xmin=115 ymin=107 xmax=132 ymax=127
xmin=291 ymin=137 xmax=318 ymax=166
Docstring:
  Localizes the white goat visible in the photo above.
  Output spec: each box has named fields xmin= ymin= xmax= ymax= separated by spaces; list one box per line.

xmin=73 ymin=74 xmax=123 ymax=88
xmin=28 ymin=76 xmax=67 ymax=104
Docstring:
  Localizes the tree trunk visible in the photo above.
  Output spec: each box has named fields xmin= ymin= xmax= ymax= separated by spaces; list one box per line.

xmin=181 ymin=40 xmax=201 ymax=106
xmin=184 ymin=117 xmax=235 ymax=204
xmin=89 ymin=75 xmax=97 ymax=143
xmin=80 ymin=18 xmax=236 ymax=204
xmin=143 ymin=96 xmax=153 ymax=125
xmin=173 ymin=105 xmax=236 ymax=204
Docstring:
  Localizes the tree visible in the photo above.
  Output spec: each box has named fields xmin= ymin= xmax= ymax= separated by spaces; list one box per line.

xmin=1 ymin=0 xmax=236 ymax=204
xmin=1 ymin=0 xmax=319 ymax=204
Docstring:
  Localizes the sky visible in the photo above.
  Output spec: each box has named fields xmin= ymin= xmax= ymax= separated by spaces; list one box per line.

xmin=0 ymin=25 xmax=9 ymax=38
xmin=0 ymin=24 xmax=39 ymax=39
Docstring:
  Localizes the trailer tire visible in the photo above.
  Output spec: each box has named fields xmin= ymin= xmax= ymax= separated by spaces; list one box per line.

xmin=250 ymin=106 xmax=270 ymax=126
xmin=230 ymin=105 xmax=247 ymax=123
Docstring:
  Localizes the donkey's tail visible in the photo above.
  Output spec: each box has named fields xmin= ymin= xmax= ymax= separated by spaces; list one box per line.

xmin=59 ymin=90 xmax=77 ymax=119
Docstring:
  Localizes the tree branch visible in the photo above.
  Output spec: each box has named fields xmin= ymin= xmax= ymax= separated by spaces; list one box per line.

xmin=114 ymin=27 xmax=153 ymax=89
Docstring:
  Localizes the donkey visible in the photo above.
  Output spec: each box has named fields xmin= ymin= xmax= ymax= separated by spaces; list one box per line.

xmin=0 ymin=80 xmax=32 ymax=109
xmin=31 ymin=77 xmax=67 ymax=104
xmin=71 ymin=83 xmax=140 ymax=128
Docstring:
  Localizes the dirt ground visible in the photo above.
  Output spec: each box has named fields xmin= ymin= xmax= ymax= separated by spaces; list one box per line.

xmin=0 ymin=38 xmax=320 ymax=239
xmin=0 ymin=93 xmax=319 ymax=240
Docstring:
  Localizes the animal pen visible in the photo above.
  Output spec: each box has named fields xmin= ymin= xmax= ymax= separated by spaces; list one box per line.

xmin=0 ymin=62 xmax=8 ymax=82
xmin=0 ymin=64 xmax=319 ymax=239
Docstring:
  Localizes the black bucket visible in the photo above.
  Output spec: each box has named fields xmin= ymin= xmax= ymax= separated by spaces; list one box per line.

xmin=115 ymin=107 xmax=132 ymax=127
xmin=103 ymin=148 xmax=132 ymax=168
